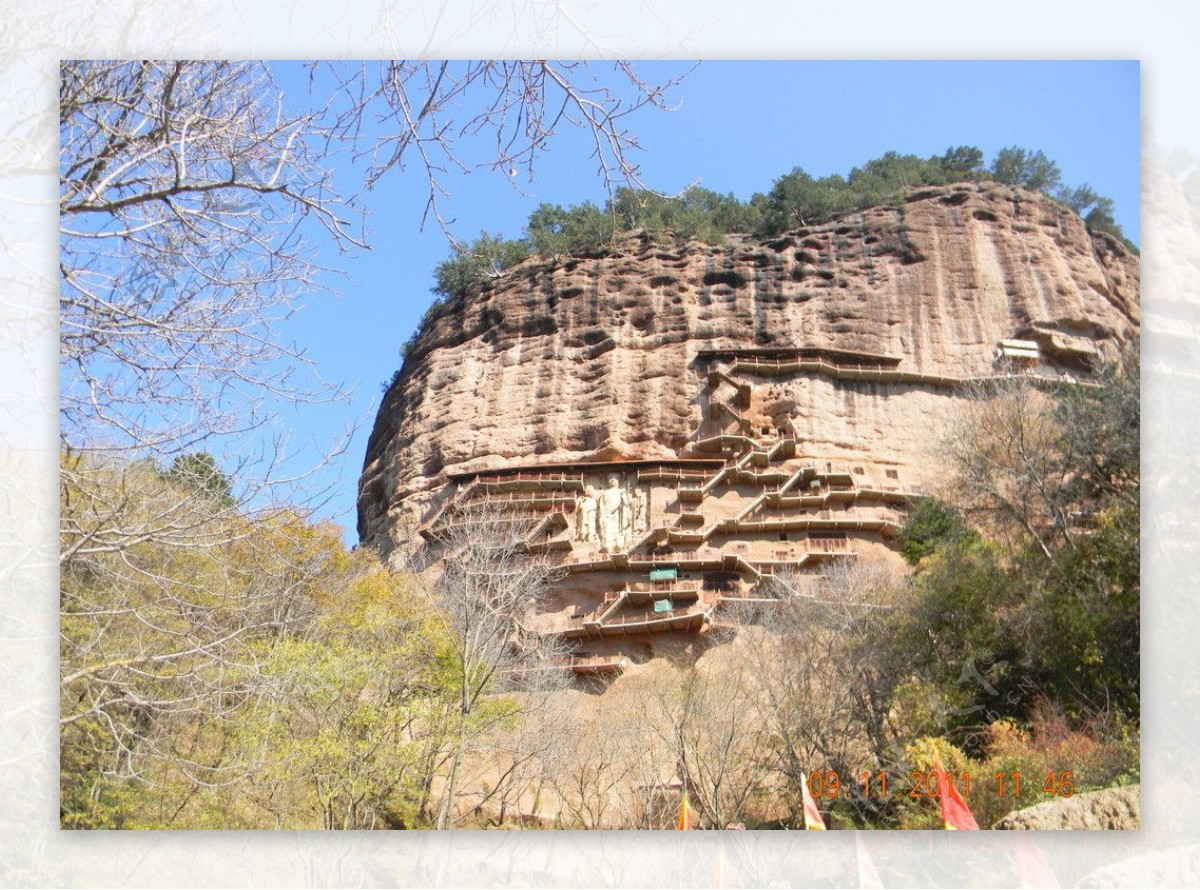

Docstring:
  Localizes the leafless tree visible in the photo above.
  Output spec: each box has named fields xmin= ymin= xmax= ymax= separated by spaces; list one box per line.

xmin=603 ymin=668 xmax=679 ymax=829
xmin=732 ymin=558 xmax=904 ymax=824
xmin=476 ymin=689 xmax=577 ymax=828
xmin=546 ymin=698 xmax=633 ymax=829
xmin=60 ymin=60 xmax=361 ymax=466
xmin=416 ymin=502 xmax=569 ymax=828
xmin=641 ymin=652 xmax=772 ymax=829
xmin=321 ymin=61 xmax=691 ymax=239
xmin=58 ymin=61 xmax=360 ymax=674
xmin=938 ymin=374 xmax=1082 ymax=560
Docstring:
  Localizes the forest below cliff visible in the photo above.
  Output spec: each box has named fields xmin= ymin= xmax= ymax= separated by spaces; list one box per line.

xmin=61 ymin=354 xmax=1140 ymax=829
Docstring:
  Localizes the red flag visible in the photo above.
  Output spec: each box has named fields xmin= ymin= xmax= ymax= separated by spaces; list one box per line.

xmin=677 ymin=788 xmax=693 ymax=830
xmin=1014 ymin=833 xmax=1060 ymax=888
xmin=855 ymin=832 xmax=884 ymax=888
xmin=935 ymin=762 xmax=979 ymax=830
xmin=801 ymin=775 xmax=827 ymax=830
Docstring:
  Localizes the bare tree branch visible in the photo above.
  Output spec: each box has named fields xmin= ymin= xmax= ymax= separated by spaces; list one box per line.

xmin=60 ymin=60 xmax=363 ymax=469
xmin=319 ymin=60 xmax=691 ymax=240
xmin=414 ymin=501 xmax=569 ymax=828
xmin=937 ymin=372 xmax=1085 ymax=561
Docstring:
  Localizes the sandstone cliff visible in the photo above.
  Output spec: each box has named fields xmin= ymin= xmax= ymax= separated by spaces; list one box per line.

xmin=359 ymin=181 xmax=1138 ymax=558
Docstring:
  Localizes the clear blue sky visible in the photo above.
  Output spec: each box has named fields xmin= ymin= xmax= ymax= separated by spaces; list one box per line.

xmin=266 ymin=60 xmax=1140 ymax=544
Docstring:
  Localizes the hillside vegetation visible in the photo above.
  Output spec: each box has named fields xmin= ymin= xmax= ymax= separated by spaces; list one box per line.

xmin=63 ymin=353 xmax=1139 ymax=829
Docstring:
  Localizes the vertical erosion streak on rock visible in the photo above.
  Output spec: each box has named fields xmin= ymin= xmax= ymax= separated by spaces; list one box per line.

xmin=750 ymin=250 xmax=768 ymax=346
xmin=1012 ymin=200 xmax=1056 ymax=325
xmin=961 ymin=223 xmax=990 ymax=354
xmin=540 ymin=271 xmax=564 ymax=452
xmin=859 ymin=214 xmax=876 ymax=288
xmin=893 ymin=205 xmax=935 ymax=376
xmin=969 ymin=212 xmax=1021 ymax=357
xmin=904 ymin=204 xmax=948 ymax=370
xmin=948 ymin=204 xmax=990 ymax=353
xmin=609 ymin=302 xmax=629 ymax=450
xmin=991 ymin=200 xmax=1052 ymax=333
xmin=591 ymin=260 xmax=615 ymax=450
xmin=652 ymin=254 xmax=693 ymax=451
xmin=482 ymin=320 xmax=504 ymax=446
xmin=841 ymin=384 xmax=857 ymax=448
xmin=935 ymin=203 xmax=979 ymax=359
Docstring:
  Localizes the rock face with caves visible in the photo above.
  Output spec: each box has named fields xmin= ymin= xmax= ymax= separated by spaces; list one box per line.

xmin=357 ymin=181 xmax=1139 ymax=673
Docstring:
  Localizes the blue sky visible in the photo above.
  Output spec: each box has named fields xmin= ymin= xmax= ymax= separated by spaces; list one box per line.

xmin=266 ymin=60 xmax=1140 ymax=544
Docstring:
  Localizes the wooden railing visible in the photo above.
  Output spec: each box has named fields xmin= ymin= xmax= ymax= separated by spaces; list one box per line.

xmin=627 ymin=579 xmax=702 ymax=595
xmin=642 ymin=549 xmax=701 ymax=563
xmin=595 ymin=599 xmax=711 ymax=628
xmin=475 ymin=471 xmax=584 ymax=484
xmin=568 ymin=654 xmax=629 ymax=671
xmin=722 ymin=354 xmax=1096 ymax=390
xmin=464 ymin=490 xmax=576 ymax=505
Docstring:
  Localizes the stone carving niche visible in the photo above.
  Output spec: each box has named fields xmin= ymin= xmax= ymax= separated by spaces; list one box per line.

xmin=576 ymin=474 xmax=649 ymax=551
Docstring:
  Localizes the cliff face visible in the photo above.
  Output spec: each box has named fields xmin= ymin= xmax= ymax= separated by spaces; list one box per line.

xmin=358 ymin=181 xmax=1139 ymax=559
